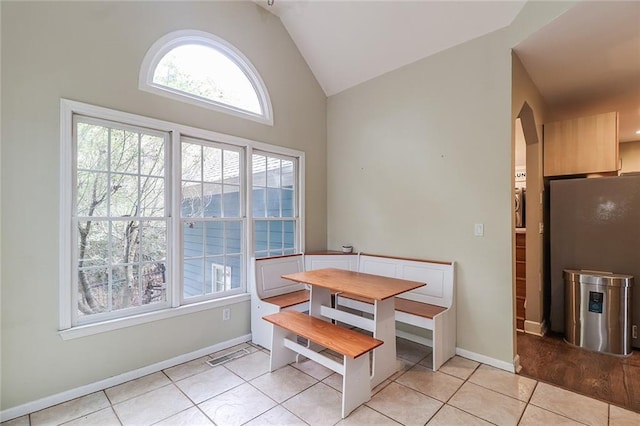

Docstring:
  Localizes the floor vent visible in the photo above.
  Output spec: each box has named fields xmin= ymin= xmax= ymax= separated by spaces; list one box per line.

xmin=206 ymin=348 xmax=251 ymax=367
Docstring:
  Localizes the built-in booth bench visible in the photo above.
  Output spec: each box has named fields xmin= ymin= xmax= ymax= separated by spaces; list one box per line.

xmin=250 ymin=252 xmax=456 ymax=371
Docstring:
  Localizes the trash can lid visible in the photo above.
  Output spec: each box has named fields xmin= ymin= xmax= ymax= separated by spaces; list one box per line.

xmin=563 ymin=269 xmax=634 ymax=287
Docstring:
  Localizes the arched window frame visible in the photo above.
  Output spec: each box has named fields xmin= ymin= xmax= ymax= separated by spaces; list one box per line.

xmin=139 ymin=30 xmax=273 ymax=125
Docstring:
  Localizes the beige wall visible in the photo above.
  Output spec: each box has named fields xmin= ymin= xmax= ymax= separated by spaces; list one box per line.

xmin=620 ymin=141 xmax=640 ymax=173
xmin=327 ymin=1 xmax=576 ymax=364
xmin=1 ymin=1 xmax=326 ymax=411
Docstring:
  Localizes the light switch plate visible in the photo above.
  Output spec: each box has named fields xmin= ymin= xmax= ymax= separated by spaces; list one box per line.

xmin=474 ymin=223 xmax=484 ymax=237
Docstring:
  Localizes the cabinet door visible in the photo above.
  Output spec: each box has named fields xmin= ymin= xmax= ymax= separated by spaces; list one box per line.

xmin=543 ymin=111 xmax=618 ymax=176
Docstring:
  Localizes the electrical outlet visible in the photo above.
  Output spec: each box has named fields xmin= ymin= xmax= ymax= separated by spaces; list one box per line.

xmin=474 ymin=223 xmax=484 ymax=237
xmin=223 ymin=308 xmax=230 ymax=321
xmin=633 ymin=325 xmax=638 ymax=339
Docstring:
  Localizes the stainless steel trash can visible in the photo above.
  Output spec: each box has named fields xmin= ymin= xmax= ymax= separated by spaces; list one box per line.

xmin=564 ymin=270 xmax=634 ymax=356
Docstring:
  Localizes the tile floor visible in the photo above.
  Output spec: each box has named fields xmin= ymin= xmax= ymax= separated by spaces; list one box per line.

xmin=3 ymin=338 xmax=640 ymax=426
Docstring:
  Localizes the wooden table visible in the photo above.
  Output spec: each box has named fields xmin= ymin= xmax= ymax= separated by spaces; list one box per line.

xmin=282 ymin=268 xmax=425 ymax=387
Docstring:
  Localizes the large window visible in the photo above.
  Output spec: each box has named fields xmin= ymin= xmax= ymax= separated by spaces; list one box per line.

xmin=139 ymin=30 xmax=273 ymax=125
xmin=252 ymin=152 xmax=298 ymax=258
xmin=60 ymin=100 xmax=302 ymax=335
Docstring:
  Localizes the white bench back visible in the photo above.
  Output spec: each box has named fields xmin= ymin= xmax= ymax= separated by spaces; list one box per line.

xmin=254 ymin=254 xmax=305 ymax=300
xmin=304 ymin=253 xmax=359 ymax=272
xmin=359 ymin=254 xmax=454 ymax=308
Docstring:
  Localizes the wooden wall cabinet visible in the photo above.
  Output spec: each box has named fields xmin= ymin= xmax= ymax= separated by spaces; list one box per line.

xmin=543 ymin=111 xmax=619 ymax=177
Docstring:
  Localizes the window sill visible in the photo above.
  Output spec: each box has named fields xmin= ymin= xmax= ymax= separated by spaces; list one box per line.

xmin=59 ymin=293 xmax=251 ymax=341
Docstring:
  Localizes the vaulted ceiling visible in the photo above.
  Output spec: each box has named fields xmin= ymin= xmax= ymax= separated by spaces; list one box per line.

xmin=260 ymin=0 xmax=640 ymax=142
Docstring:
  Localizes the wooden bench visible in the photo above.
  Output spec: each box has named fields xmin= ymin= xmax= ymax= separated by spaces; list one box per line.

xmin=250 ymin=254 xmax=308 ymax=350
xmin=305 ymin=252 xmax=456 ymax=371
xmin=263 ymin=310 xmax=382 ymax=418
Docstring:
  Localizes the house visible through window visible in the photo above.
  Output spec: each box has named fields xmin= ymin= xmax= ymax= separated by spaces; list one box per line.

xmin=139 ymin=30 xmax=273 ymax=125
xmin=61 ymin=100 xmax=302 ymax=333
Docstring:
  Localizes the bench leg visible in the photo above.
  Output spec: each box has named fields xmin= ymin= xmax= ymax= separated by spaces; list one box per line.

xmin=341 ymin=355 xmax=371 ymax=418
xmin=270 ymin=325 xmax=297 ymax=371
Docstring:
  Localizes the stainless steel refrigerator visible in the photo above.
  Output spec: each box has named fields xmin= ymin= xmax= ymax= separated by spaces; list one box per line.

xmin=549 ymin=175 xmax=640 ymax=348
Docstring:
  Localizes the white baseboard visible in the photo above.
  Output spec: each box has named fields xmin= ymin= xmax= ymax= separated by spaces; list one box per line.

xmin=524 ymin=319 xmax=547 ymax=336
xmin=0 ymin=334 xmax=252 ymax=422
xmin=455 ymin=347 xmax=516 ymax=373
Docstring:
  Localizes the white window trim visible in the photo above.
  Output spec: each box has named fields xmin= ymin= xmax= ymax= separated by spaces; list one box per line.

xmin=59 ymin=99 xmax=303 ymax=338
xmin=138 ymin=29 xmax=273 ymax=126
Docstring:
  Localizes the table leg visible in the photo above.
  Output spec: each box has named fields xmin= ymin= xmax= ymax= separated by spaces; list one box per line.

xmin=371 ymin=298 xmax=396 ymax=388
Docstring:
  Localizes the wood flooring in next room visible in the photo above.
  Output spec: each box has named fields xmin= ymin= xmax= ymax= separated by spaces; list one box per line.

xmin=517 ymin=331 xmax=640 ymax=413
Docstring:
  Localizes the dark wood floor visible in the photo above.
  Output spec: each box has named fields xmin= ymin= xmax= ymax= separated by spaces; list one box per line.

xmin=517 ymin=331 xmax=640 ymax=413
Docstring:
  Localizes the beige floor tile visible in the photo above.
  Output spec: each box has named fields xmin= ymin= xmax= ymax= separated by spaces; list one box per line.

xmin=198 ymin=383 xmax=277 ymax=426
xmin=448 ymin=382 xmax=526 ymax=426
xmin=337 ymin=405 xmax=400 ymax=425
xmin=251 ymin=365 xmax=318 ymax=403
xmin=154 ymin=407 xmax=213 ymax=426
xmin=438 ymin=356 xmax=480 ymax=380
xmin=426 ymin=404 xmax=492 ymax=426
xmin=610 ymin=404 xmax=640 ymax=425
xmin=163 ymin=356 xmax=213 ymax=382
xmin=290 ymin=357 xmax=335 ymax=381
xmin=31 ymin=392 xmax=110 ymax=426
xmin=519 ymin=405 xmax=584 ymax=426
xmin=322 ymin=372 xmax=343 ymax=392
xmin=372 ymin=379 xmax=393 ymax=396
xmin=468 ymin=364 xmax=536 ymax=401
xmin=0 ymin=416 xmax=29 ymax=426
xmin=366 ymin=382 xmax=442 ymax=426
xmin=282 ymin=382 xmax=343 ymax=426
xmin=395 ymin=338 xmax=430 ymax=364
xmin=112 ymin=384 xmax=192 ymax=426
xmin=61 ymin=407 xmax=120 ymax=425
xmin=418 ymin=352 xmax=434 ymax=369
xmin=395 ymin=364 xmax=464 ymax=402
xmin=105 ymin=371 xmax=171 ymax=405
xmin=175 ymin=365 xmax=244 ymax=403
xmin=224 ymin=350 xmax=271 ymax=381
xmin=529 ymin=382 xmax=608 ymax=426
xmin=244 ymin=405 xmax=307 ymax=426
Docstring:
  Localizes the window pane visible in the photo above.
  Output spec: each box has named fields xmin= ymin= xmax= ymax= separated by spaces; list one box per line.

xmin=266 ymin=188 xmax=281 ymax=217
xmin=140 ymin=135 xmax=165 ymax=177
xmin=110 ymin=174 xmax=139 ymax=217
xmin=152 ymin=44 xmax=261 ymax=114
xmin=140 ymin=262 xmax=167 ymax=305
xmin=182 ymin=182 xmax=203 ymax=217
xmin=140 ymin=221 xmax=167 ymax=262
xmin=77 ymin=171 xmax=108 ymax=217
xmin=284 ymin=220 xmax=295 ymax=249
xmin=224 ymin=151 xmax=240 ymax=183
xmin=140 ymin=177 xmax=165 ymax=217
xmin=226 ymin=254 xmax=242 ymax=290
xmin=205 ymin=256 xmax=225 ymax=293
xmin=111 ymin=264 xmax=141 ymax=309
xmin=269 ymin=221 xmax=282 ymax=250
xmin=182 ymin=143 xmax=201 ymax=181
xmin=203 ymin=146 xmax=222 ymax=183
xmin=77 ymin=123 xmax=109 ymax=171
xmin=202 ymin=183 xmax=222 ymax=217
xmin=183 ymin=221 xmax=203 ymax=258
xmin=77 ymin=267 xmax=109 ymax=317
xmin=183 ymin=259 xmax=204 ymax=298
xmin=225 ymin=221 xmax=242 ymax=254
xmin=223 ymin=185 xmax=241 ymax=217
xmin=281 ymin=160 xmax=294 ymax=187
xmin=255 ymin=220 xmax=267 ymax=252
xmin=253 ymin=188 xmax=266 ymax=218
xmin=110 ymin=129 xmax=139 ymax=174
xmin=252 ymin=154 xmax=267 ymax=186
xmin=78 ymin=221 xmax=110 ymax=268
xmin=112 ymin=221 xmax=140 ymax=264
xmin=205 ymin=222 xmax=224 ymax=256
xmin=267 ymin=157 xmax=281 ymax=187
xmin=281 ymin=189 xmax=294 ymax=217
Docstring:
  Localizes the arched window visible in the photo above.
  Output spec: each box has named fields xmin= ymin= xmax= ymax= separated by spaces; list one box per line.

xmin=139 ymin=30 xmax=273 ymax=125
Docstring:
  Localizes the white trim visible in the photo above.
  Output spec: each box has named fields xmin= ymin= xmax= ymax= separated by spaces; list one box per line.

xmin=59 ymin=100 xmax=74 ymax=330
xmin=524 ymin=319 xmax=546 ymax=336
xmin=455 ymin=347 xmax=516 ymax=373
xmin=138 ymin=29 xmax=273 ymax=126
xmin=59 ymin=294 xmax=250 ymax=340
xmin=0 ymin=334 xmax=251 ymax=422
